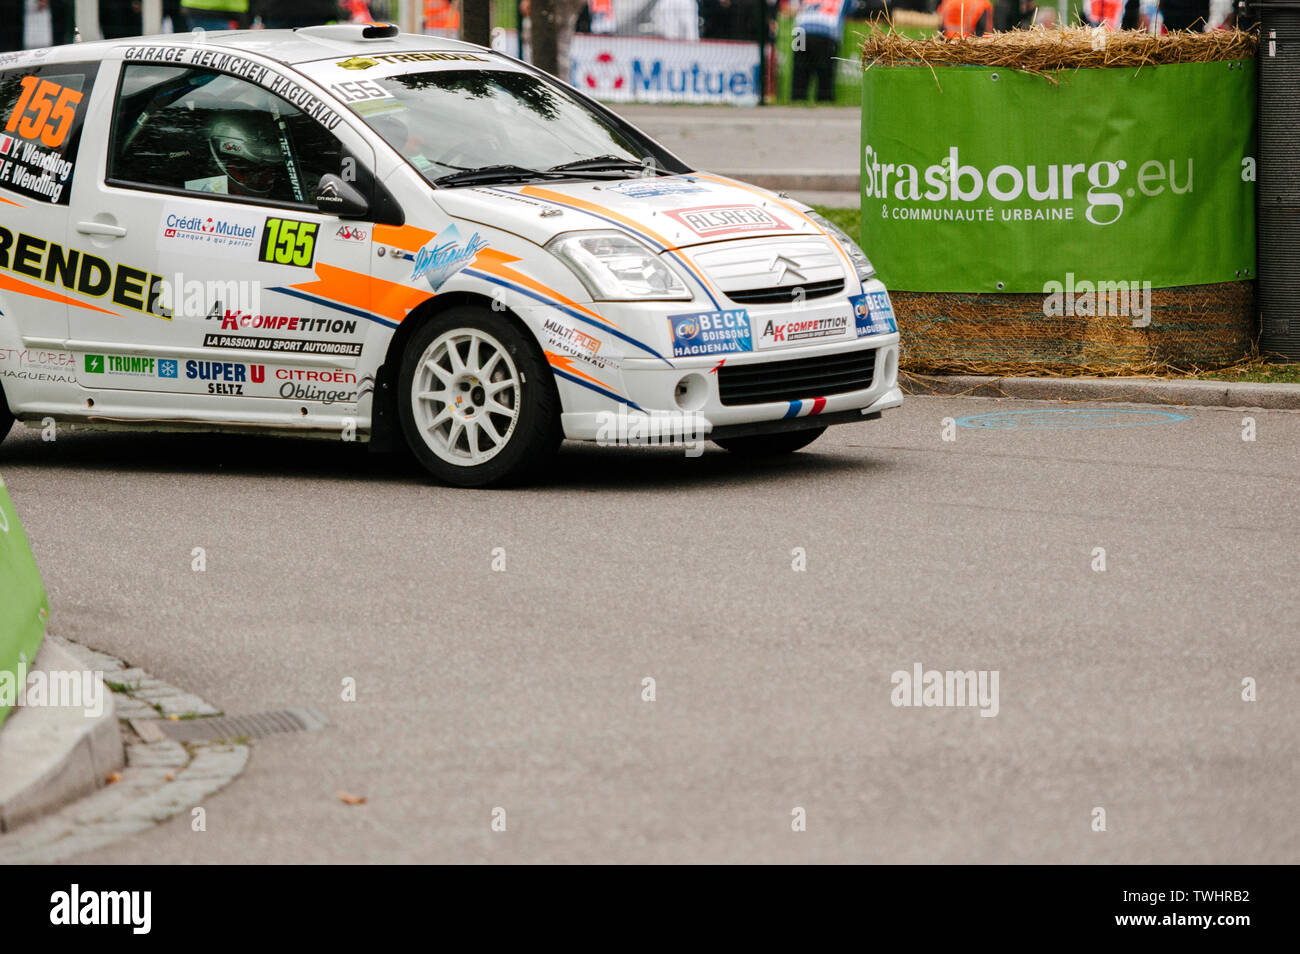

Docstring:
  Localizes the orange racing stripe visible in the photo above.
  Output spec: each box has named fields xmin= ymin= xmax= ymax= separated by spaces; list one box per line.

xmin=0 ymin=272 xmax=119 ymax=317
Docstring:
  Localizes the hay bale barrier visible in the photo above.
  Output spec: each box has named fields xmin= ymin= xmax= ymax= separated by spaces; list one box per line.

xmin=859 ymin=28 xmax=1259 ymax=375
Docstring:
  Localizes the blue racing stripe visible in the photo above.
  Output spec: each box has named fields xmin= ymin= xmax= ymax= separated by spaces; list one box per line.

xmin=268 ymin=286 xmax=399 ymax=329
xmin=551 ymin=366 xmax=645 ymax=412
xmin=461 ymin=267 xmax=672 ymax=366
xmin=783 ymin=400 xmax=802 ymax=419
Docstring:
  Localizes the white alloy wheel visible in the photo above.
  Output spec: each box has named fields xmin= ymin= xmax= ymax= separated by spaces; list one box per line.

xmin=410 ymin=328 xmax=522 ymax=467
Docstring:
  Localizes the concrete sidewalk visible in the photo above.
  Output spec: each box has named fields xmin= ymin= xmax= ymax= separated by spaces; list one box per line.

xmin=904 ymin=374 xmax=1300 ymax=411
xmin=0 ymin=636 xmax=123 ymax=832
xmin=618 ymin=105 xmax=861 ymax=208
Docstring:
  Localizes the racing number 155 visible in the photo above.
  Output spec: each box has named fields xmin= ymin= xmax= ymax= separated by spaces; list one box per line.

xmin=4 ymin=76 xmax=83 ymax=149
xmin=259 ymin=217 xmax=318 ymax=268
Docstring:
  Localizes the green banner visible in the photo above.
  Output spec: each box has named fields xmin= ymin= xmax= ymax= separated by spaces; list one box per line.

xmin=861 ymin=62 xmax=1256 ymax=292
xmin=0 ymin=475 xmax=48 ymax=726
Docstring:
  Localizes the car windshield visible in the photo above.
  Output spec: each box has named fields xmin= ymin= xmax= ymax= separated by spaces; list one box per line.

xmin=347 ymin=69 xmax=663 ymax=186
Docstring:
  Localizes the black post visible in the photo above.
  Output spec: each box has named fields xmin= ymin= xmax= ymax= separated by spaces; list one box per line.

xmin=757 ymin=0 xmax=768 ymax=106
xmin=463 ymin=0 xmax=492 ymax=46
xmin=1247 ymin=1 xmax=1300 ymax=360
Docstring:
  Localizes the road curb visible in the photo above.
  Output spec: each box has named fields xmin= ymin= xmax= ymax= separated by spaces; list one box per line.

xmin=901 ymin=374 xmax=1300 ymax=410
xmin=0 ymin=636 xmax=124 ymax=833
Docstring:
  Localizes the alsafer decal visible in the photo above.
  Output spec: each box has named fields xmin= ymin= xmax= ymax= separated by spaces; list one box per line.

xmin=863 ymin=145 xmax=1193 ymax=226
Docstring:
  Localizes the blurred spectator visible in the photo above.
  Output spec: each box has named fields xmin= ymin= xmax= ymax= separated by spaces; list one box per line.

xmin=791 ymin=0 xmax=853 ymax=102
xmin=254 ymin=0 xmax=339 ymax=29
xmin=0 ymin=0 xmax=23 ymax=52
xmin=654 ymin=0 xmax=701 ymax=39
xmin=938 ymin=0 xmax=994 ymax=35
xmin=1084 ymin=0 xmax=1123 ymax=27
xmin=423 ymin=0 xmax=459 ymax=33
xmin=181 ymin=0 xmax=247 ymax=30
xmin=1121 ymin=0 xmax=1210 ymax=29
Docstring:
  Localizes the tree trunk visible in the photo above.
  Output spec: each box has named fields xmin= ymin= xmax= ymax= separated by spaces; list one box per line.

xmin=462 ymin=0 xmax=492 ymax=47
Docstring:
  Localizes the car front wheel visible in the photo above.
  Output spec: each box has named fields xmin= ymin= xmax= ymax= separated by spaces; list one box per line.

xmin=397 ymin=306 xmax=561 ymax=487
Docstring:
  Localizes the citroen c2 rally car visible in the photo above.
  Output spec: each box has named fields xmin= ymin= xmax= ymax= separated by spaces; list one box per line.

xmin=0 ymin=23 xmax=901 ymax=486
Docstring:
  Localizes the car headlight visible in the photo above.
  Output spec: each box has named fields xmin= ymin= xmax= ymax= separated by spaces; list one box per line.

xmin=805 ymin=210 xmax=875 ymax=282
xmin=546 ymin=231 xmax=691 ymax=301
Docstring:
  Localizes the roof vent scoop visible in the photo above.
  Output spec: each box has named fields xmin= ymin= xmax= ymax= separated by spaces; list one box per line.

xmin=295 ymin=22 xmax=401 ymax=42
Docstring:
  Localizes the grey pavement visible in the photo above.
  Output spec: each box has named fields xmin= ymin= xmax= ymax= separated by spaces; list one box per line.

xmin=1 ymin=395 xmax=1297 ymax=863
xmin=620 ymin=104 xmax=861 ymax=208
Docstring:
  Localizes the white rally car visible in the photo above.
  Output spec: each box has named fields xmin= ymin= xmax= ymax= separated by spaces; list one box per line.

xmin=0 ymin=23 xmax=901 ymax=486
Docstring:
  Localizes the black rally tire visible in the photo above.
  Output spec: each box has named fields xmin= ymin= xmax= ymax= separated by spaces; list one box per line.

xmin=713 ymin=426 xmax=827 ymax=457
xmin=396 ymin=305 xmax=561 ymax=488
xmin=0 ymin=385 xmax=12 ymax=448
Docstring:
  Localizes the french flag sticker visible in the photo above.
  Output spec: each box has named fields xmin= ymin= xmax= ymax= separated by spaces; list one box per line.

xmin=783 ymin=397 xmax=827 ymax=418
xmin=0 ymin=135 xmax=13 ymax=156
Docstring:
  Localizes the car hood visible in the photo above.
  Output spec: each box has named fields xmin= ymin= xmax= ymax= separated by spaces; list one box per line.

xmin=428 ymin=174 xmax=819 ymax=250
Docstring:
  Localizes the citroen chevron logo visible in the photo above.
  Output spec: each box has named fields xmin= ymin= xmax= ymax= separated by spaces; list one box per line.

xmin=769 ymin=255 xmax=807 ymax=284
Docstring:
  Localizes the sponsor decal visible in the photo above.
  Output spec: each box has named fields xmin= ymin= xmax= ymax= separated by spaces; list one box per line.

xmin=0 ymin=70 xmax=91 ymax=204
xmin=123 ymin=46 xmax=342 ymax=130
xmin=0 ymin=226 xmax=172 ymax=319
xmin=542 ymin=318 xmax=618 ymax=370
xmin=667 ymin=308 xmax=752 ymax=358
xmin=0 ymin=347 xmax=75 ymax=368
xmin=604 ymin=178 xmax=710 ymax=199
xmin=758 ymin=314 xmax=851 ymax=349
xmin=662 ymin=204 xmax=790 ymax=238
xmin=159 ymin=358 xmax=179 ymax=378
xmin=202 ymin=334 xmax=363 ymax=357
xmin=258 ymin=217 xmax=318 ymax=268
xmin=851 ymin=291 xmax=897 ymax=337
xmin=159 ymin=205 xmax=260 ymax=256
xmin=185 ymin=358 xmax=265 ymax=396
xmin=336 ymin=57 xmax=380 ymax=71
xmin=334 ymin=224 xmax=368 ymax=242
xmin=81 ymin=353 xmax=181 ymax=378
xmin=410 ymin=225 xmax=488 ymax=291
xmin=206 ymin=305 xmax=357 ymax=336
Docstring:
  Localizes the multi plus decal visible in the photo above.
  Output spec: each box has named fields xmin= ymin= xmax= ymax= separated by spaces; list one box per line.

xmin=259 ymin=217 xmax=319 ymax=268
xmin=201 ymin=302 xmax=363 ymax=356
xmin=756 ymin=314 xmax=851 ymax=349
xmin=410 ymin=225 xmax=488 ymax=291
xmin=123 ymin=46 xmax=342 ymax=130
xmin=542 ymin=318 xmax=617 ymax=371
xmin=0 ymin=67 xmax=92 ymax=204
xmin=851 ymin=291 xmax=897 ymax=337
xmin=662 ymin=205 xmax=790 ymax=238
xmin=667 ymin=308 xmax=752 ymax=358
xmin=0 ymin=227 xmax=172 ymax=319
xmin=159 ymin=204 xmax=261 ymax=256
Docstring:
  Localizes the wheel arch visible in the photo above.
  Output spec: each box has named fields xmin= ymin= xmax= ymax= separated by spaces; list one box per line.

xmin=369 ymin=291 xmax=553 ymax=452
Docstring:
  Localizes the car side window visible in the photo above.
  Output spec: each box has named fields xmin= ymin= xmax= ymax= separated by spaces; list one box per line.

xmin=0 ymin=62 xmax=98 ymax=205
xmin=108 ymin=64 xmax=352 ymax=208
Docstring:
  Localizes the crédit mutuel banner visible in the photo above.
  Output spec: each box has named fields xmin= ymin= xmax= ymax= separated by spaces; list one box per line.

xmin=860 ymin=62 xmax=1256 ymax=292
xmin=492 ymin=32 xmax=760 ymax=106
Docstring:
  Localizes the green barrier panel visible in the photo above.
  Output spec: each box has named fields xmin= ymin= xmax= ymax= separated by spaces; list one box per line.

xmin=861 ymin=61 xmax=1256 ymax=292
xmin=0 ymin=475 xmax=48 ymax=726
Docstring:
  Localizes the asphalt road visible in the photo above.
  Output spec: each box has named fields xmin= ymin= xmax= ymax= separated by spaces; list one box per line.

xmin=3 ymin=395 xmax=1298 ymax=863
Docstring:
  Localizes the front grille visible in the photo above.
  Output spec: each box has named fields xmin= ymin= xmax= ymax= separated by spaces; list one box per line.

xmin=717 ymin=348 xmax=876 ymax=406
xmin=726 ymin=279 xmax=845 ymax=305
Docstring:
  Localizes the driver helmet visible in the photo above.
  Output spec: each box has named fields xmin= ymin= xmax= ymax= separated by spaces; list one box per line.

xmin=208 ymin=111 xmax=283 ymax=196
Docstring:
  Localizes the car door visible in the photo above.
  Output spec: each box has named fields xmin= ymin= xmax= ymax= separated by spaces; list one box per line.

xmin=0 ymin=57 xmax=100 ymax=412
xmin=65 ymin=52 xmax=379 ymax=422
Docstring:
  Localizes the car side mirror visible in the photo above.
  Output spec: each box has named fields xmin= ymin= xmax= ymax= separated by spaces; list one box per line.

xmin=315 ymin=174 xmax=370 ymax=219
